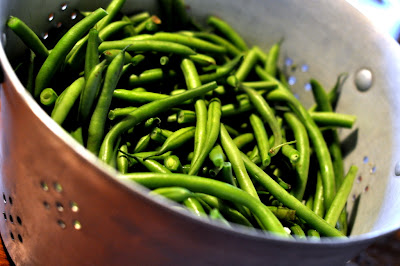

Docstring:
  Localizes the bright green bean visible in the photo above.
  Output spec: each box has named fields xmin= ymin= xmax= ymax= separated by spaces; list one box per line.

xmin=310 ymin=112 xmax=356 ymax=129
xmin=249 ymin=113 xmax=271 ymax=168
xmin=113 ymin=89 xmax=168 ymax=103
xmin=183 ymin=197 xmax=206 ymax=217
xmin=150 ymin=187 xmax=192 ymax=202
xmin=207 ymin=16 xmax=248 ymax=51
xmin=117 ymin=143 xmax=129 ymax=174
xmin=108 ymin=106 xmax=138 ymax=120
xmin=40 ymin=88 xmax=58 ymax=106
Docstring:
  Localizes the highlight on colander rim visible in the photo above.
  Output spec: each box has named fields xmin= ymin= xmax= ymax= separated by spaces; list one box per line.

xmin=0 ymin=0 xmax=400 ymax=265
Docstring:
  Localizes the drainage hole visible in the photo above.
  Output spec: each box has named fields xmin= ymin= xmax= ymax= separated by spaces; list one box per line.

xmin=40 ymin=181 xmax=49 ymax=191
xmin=18 ymin=234 xmax=23 ymax=243
xmin=8 ymin=197 xmax=12 ymax=205
xmin=43 ymin=201 xmax=50 ymax=209
xmin=9 ymin=215 xmax=13 ymax=223
xmin=10 ymin=232 xmax=14 ymax=240
xmin=56 ymin=202 xmax=64 ymax=212
xmin=3 ymin=212 xmax=6 ymax=220
xmin=57 ymin=220 xmax=66 ymax=229
xmin=54 ymin=182 xmax=63 ymax=193
xmin=3 ymin=193 xmax=6 ymax=203
xmin=17 ymin=216 xmax=22 ymax=225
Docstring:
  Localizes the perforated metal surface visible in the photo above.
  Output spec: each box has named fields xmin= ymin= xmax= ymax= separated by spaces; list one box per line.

xmin=0 ymin=0 xmax=400 ymax=265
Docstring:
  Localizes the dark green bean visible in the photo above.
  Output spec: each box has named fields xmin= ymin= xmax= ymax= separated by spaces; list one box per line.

xmin=152 ymin=126 xmax=196 ymax=156
xmin=241 ymin=81 xmax=278 ymax=91
xmin=241 ymin=85 xmax=282 ymax=156
xmin=228 ymin=46 xmax=258 ymax=83
xmin=51 ymin=77 xmax=85 ymax=125
xmin=113 ymin=89 xmax=168 ymax=103
xmin=98 ymin=40 xmax=197 ymax=55
xmin=129 ymin=68 xmax=176 ymax=86
xmin=135 ymin=157 xmax=172 ymax=174
xmin=325 ymin=165 xmax=358 ymax=226
xmin=220 ymin=124 xmax=260 ymax=200
xmin=25 ymin=51 xmax=36 ymax=95
xmin=199 ymin=54 xmax=243 ymax=83
xmin=79 ymin=60 xmax=108 ymax=123
xmin=85 ymin=28 xmax=101 ymax=81
xmin=117 ymin=143 xmax=129 ymax=174
xmin=7 ymin=16 xmax=49 ymax=58
xmin=265 ymin=40 xmax=282 ymax=77
xmin=40 ymin=88 xmax=58 ymax=106
xmin=310 ymin=112 xmax=356 ymax=129
xmin=121 ymin=16 xmax=136 ymax=37
xmin=87 ymin=49 xmax=125 ymax=155
xmin=240 ymin=153 xmax=344 ymax=237
xmin=34 ymin=8 xmax=107 ymax=98
xmin=249 ymin=113 xmax=271 ymax=168
xmin=121 ymin=172 xmax=288 ymax=236
xmin=108 ymin=106 xmax=138 ymax=120
xmin=96 ymin=0 xmax=127 ymax=31
xmin=221 ymin=98 xmax=253 ymax=117
xmin=207 ymin=16 xmax=248 ymax=51
xmin=267 ymin=88 xmax=336 ymax=209
xmin=313 ymin=172 xmax=325 ymax=218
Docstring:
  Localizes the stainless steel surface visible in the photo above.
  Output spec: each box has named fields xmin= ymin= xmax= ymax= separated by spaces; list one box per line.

xmin=0 ymin=0 xmax=400 ymax=265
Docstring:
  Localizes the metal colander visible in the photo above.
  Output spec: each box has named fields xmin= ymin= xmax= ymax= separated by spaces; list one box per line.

xmin=1 ymin=0 xmax=400 ymax=265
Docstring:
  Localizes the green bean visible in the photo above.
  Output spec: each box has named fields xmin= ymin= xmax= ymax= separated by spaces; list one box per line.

xmin=177 ymin=110 xmax=196 ymax=124
xmin=180 ymin=31 xmax=241 ymax=57
xmin=159 ymin=55 xmax=170 ymax=66
xmin=133 ymin=134 xmax=151 ymax=153
xmin=249 ymin=113 xmax=271 ymax=168
xmin=108 ymin=106 xmax=138 ymax=120
xmin=241 ymin=81 xmax=277 ymax=91
xmin=290 ymin=224 xmax=306 ymax=239
xmin=70 ymin=127 xmax=84 ymax=146
xmin=121 ymin=150 xmax=173 ymax=166
xmin=144 ymin=117 xmax=161 ymax=129
xmin=103 ymin=49 xmax=133 ymax=64
xmin=135 ymin=157 xmax=172 ymax=174
xmin=96 ymin=0 xmax=127 ymax=31
xmin=121 ymin=16 xmax=136 ymax=37
xmin=255 ymin=65 xmax=288 ymax=91
xmin=310 ymin=112 xmax=356 ymax=129
xmin=209 ymin=145 xmax=226 ymax=169
xmin=181 ymin=59 xmax=207 ymax=169
xmin=150 ymin=126 xmax=196 ymax=157
xmin=307 ymin=229 xmax=320 ymax=238
xmin=325 ymin=166 xmax=358 ymax=227
xmin=129 ymin=11 xmax=151 ymax=25
xmin=209 ymin=209 xmax=231 ymax=227
xmin=117 ymin=143 xmax=129 ymax=174
xmin=267 ymin=88 xmax=336 ymax=209
xmin=87 ymin=49 xmax=125 ymax=155
xmin=183 ymin=197 xmax=206 ymax=217
xmin=268 ymin=206 xmax=296 ymax=221
xmin=123 ymin=34 xmax=154 ymax=42
xmin=281 ymin=143 xmax=300 ymax=164
xmin=199 ymin=54 xmax=243 ymax=83
xmin=265 ymin=40 xmax=282 ymax=77
xmin=121 ymin=172 xmax=288 ymax=236
xmin=228 ymin=46 xmax=259 ymax=83
xmin=79 ymin=60 xmax=108 ymax=123
xmin=232 ymin=133 xmax=254 ymax=150
xmin=240 ymin=153 xmax=344 ymax=237
xmin=98 ymin=40 xmax=197 ymax=55
xmin=51 ymin=77 xmax=85 ymax=125
xmin=34 ymin=8 xmax=107 ymax=98
xmin=7 ymin=16 xmax=49 ymax=58
xmin=164 ymin=155 xmax=182 ymax=172
xmin=150 ymin=187 xmax=192 ymax=202
xmin=220 ymin=124 xmax=260 ymax=201
xmin=221 ymin=162 xmax=237 ymax=187
xmin=85 ymin=28 xmax=101 ymax=82
xmin=189 ymin=98 xmax=222 ymax=175
xmin=150 ymin=127 xmax=168 ymax=144
xmin=134 ymin=15 xmax=161 ymax=34
xmin=285 ymin=113 xmax=310 ymax=200
xmin=221 ymin=98 xmax=253 ymax=117
xmin=207 ymin=16 xmax=248 ymax=51
xmin=241 ymin=85 xmax=282 ymax=156
xmin=313 ymin=172 xmax=325 ymax=218
xmin=129 ymin=68 xmax=176 ymax=86
xmin=131 ymin=54 xmax=146 ymax=66
xmin=113 ymin=89 xmax=168 ymax=103
xmin=152 ymin=32 xmax=227 ymax=54
xmin=40 ymin=88 xmax=58 ymax=106
xmin=189 ymin=53 xmax=217 ymax=66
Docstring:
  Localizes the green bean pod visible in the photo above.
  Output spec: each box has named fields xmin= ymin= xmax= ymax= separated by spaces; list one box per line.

xmin=133 ymin=134 xmax=151 ymax=153
xmin=113 ymin=89 xmax=168 ymax=103
xmin=265 ymin=40 xmax=282 ymax=77
xmin=310 ymin=112 xmax=356 ymax=129
xmin=207 ymin=16 xmax=248 ymax=51
xmin=34 ymin=8 xmax=108 ymax=98
xmin=117 ymin=143 xmax=129 ymax=174
xmin=313 ymin=172 xmax=325 ymax=218
xmin=85 ymin=28 xmax=101 ymax=81
xmin=51 ymin=77 xmax=85 ymax=125
xmin=249 ymin=113 xmax=271 ymax=167
xmin=129 ymin=68 xmax=176 ymax=87
xmin=87 ymin=49 xmax=125 ymax=155
xmin=40 ymin=88 xmax=58 ymax=106
xmin=108 ymin=106 xmax=138 ymax=120
xmin=183 ymin=197 xmax=206 ymax=217
xmin=99 ymin=21 xmax=132 ymax=41
xmin=199 ymin=54 xmax=243 ymax=83
xmin=96 ymin=0 xmax=127 ymax=31
xmin=220 ymin=124 xmax=260 ymax=201
xmin=121 ymin=172 xmax=288 ymax=236
xmin=7 ymin=16 xmax=49 ymax=58
xmin=150 ymin=187 xmax=192 ymax=202
xmin=164 ymin=155 xmax=182 ymax=172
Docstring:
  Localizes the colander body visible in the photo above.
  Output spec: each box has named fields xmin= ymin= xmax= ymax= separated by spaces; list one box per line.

xmin=1 ymin=0 xmax=400 ymax=265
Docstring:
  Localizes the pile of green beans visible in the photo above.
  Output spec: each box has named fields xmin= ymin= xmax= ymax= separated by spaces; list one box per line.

xmin=8 ymin=0 xmax=359 ymax=238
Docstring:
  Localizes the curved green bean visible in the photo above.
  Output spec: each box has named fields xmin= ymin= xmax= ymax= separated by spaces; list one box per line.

xmin=207 ymin=16 xmax=248 ymax=51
